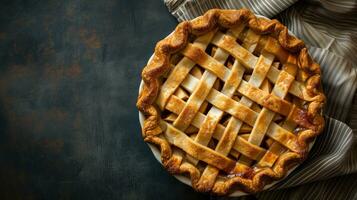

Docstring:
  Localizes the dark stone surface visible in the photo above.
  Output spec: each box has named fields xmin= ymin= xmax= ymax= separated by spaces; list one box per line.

xmin=0 ymin=0 xmax=209 ymax=199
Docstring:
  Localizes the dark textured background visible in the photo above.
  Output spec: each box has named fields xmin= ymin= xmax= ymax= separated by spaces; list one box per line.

xmin=0 ymin=0 xmax=209 ymax=199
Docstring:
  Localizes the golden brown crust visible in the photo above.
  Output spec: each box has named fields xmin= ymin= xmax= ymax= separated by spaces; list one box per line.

xmin=136 ymin=9 xmax=325 ymax=195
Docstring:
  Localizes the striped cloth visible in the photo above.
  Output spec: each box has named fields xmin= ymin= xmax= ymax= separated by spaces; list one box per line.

xmin=164 ymin=0 xmax=357 ymax=199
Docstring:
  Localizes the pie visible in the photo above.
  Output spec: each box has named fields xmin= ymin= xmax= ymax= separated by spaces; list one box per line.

xmin=137 ymin=9 xmax=325 ymax=195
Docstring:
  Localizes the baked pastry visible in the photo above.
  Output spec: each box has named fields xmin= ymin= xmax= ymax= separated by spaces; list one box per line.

xmin=137 ymin=9 xmax=325 ymax=195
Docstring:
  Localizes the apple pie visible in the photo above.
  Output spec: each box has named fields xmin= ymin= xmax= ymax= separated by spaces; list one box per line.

xmin=137 ymin=9 xmax=325 ymax=195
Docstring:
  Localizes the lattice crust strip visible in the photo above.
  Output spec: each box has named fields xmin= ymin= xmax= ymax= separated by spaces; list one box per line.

xmin=137 ymin=9 xmax=325 ymax=195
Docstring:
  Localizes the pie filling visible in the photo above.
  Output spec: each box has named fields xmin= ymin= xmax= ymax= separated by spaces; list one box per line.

xmin=156 ymin=25 xmax=312 ymax=178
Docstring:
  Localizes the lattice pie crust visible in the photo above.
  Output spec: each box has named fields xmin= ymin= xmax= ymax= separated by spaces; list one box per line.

xmin=137 ymin=9 xmax=325 ymax=195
